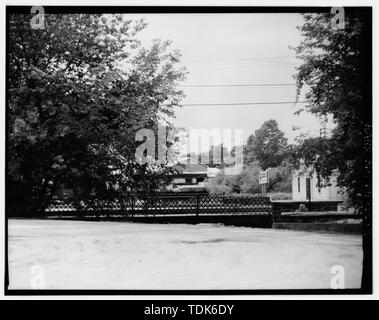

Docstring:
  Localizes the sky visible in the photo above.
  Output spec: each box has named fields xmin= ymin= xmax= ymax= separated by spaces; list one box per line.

xmin=126 ymin=13 xmax=326 ymax=152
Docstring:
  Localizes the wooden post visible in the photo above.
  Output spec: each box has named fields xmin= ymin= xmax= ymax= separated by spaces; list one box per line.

xmin=261 ymin=183 xmax=267 ymax=197
xmin=131 ymin=195 xmax=134 ymax=218
xmin=196 ymin=194 xmax=199 ymax=217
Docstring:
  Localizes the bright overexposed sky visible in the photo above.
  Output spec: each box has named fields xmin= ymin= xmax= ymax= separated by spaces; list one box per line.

xmin=126 ymin=13 xmax=327 ymax=151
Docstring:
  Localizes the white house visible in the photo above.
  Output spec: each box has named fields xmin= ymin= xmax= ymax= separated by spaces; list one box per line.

xmin=292 ymin=165 xmax=344 ymax=202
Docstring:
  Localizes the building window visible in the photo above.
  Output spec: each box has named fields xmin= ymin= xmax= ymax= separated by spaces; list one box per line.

xmin=317 ymin=175 xmax=321 ymax=193
xmin=298 ymin=177 xmax=300 ymax=193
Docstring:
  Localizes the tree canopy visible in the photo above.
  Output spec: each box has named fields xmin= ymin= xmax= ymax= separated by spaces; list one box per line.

xmin=207 ymin=119 xmax=291 ymax=196
xmin=293 ymin=11 xmax=371 ymax=214
xmin=244 ymin=119 xmax=288 ymax=169
xmin=293 ymin=9 xmax=371 ymax=290
xmin=8 ymin=14 xmax=187 ymax=214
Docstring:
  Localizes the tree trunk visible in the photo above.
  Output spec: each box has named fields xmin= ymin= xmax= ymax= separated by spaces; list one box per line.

xmin=361 ymin=209 xmax=372 ymax=292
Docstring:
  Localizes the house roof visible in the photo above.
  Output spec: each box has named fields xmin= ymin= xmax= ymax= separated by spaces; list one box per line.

xmin=173 ymin=163 xmax=208 ymax=174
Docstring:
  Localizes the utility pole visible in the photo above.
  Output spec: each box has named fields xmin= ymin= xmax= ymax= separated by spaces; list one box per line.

xmin=320 ymin=127 xmax=327 ymax=138
xmin=220 ymin=142 xmax=224 ymax=167
xmin=320 ymin=115 xmax=328 ymax=138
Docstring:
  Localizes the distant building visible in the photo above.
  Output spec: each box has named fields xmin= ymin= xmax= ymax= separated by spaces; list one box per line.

xmin=168 ymin=157 xmax=209 ymax=192
xmin=292 ymin=164 xmax=344 ymax=202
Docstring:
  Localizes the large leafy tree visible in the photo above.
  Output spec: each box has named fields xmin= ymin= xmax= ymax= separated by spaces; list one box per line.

xmin=206 ymin=171 xmax=241 ymax=195
xmin=244 ymin=119 xmax=288 ymax=169
xmin=8 ymin=14 xmax=186 ymax=214
xmin=293 ymin=9 xmax=372 ymax=290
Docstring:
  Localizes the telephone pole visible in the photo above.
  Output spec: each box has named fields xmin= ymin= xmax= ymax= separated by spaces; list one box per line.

xmin=320 ymin=127 xmax=327 ymax=138
xmin=320 ymin=115 xmax=328 ymax=138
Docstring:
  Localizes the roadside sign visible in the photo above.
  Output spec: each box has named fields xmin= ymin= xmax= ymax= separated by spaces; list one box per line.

xmin=259 ymin=170 xmax=268 ymax=184
xmin=259 ymin=169 xmax=269 ymax=197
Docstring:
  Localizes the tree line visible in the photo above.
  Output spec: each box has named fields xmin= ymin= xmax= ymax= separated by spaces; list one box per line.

xmin=206 ymin=119 xmax=292 ymax=198
xmin=8 ymin=11 xmax=371 ymax=217
xmin=8 ymin=14 xmax=186 ymax=215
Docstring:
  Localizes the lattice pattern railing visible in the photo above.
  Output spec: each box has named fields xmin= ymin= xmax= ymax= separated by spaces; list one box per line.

xmin=45 ymin=194 xmax=272 ymax=217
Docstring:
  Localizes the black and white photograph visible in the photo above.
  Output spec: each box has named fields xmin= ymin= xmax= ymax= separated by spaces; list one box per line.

xmin=3 ymin=4 xmax=373 ymax=295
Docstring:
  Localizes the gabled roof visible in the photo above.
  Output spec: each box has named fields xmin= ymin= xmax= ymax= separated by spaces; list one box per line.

xmin=173 ymin=162 xmax=208 ymax=174
xmin=182 ymin=163 xmax=208 ymax=173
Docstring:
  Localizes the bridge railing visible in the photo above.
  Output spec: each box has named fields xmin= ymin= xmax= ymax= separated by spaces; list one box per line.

xmin=44 ymin=194 xmax=272 ymax=218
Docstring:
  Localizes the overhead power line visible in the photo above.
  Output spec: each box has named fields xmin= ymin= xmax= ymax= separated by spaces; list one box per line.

xmin=175 ymin=101 xmax=307 ymax=107
xmin=180 ymin=83 xmax=297 ymax=88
